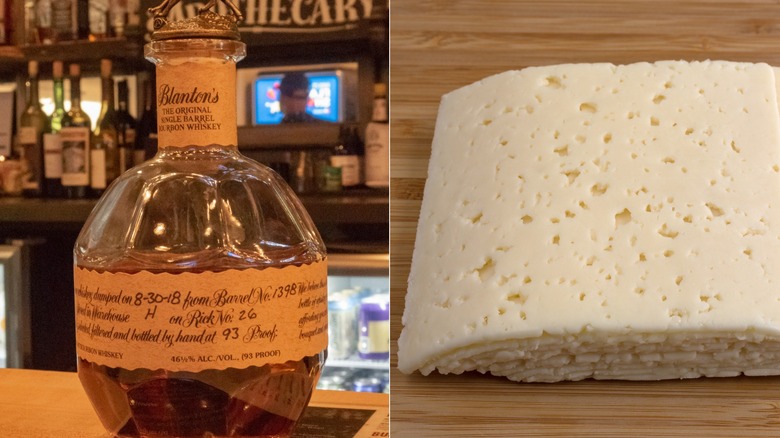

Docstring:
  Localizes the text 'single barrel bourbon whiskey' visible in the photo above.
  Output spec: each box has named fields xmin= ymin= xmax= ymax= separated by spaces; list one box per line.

xmin=73 ymin=4 xmax=328 ymax=437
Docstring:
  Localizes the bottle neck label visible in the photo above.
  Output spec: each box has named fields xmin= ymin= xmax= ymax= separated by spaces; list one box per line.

xmin=74 ymin=259 xmax=328 ymax=372
xmin=156 ymin=58 xmax=237 ymax=148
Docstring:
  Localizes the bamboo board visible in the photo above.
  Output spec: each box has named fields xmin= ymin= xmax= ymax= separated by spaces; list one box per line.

xmin=390 ymin=1 xmax=780 ymax=436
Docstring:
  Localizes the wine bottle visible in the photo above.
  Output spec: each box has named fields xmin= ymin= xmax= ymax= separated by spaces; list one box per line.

xmin=61 ymin=63 xmax=91 ymax=199
xmin=134 ymin=76 xmax=156 ymax=165
xmin=116 ymin=80 xmax=136 ymax=172
xmin=43 ymin=60 xmax=66 ymax=198
xmin=330 ymin=125 xmax=362 ymax=189
xmin=74 ymin=9 xmax=328 ymax=437
xmin=364 ymin=83 xmax=389 ymax=188
xmin=91 ymin=58 xmax=119 ymax=197
xmin=18 ymin=60 xmax=49 ymax=197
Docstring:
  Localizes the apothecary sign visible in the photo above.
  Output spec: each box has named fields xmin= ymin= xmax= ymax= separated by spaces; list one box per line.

xmin=141 ymin=0 xmax=384 ymax=39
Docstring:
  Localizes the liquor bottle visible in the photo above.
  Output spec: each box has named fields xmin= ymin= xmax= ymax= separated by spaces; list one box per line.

xmin=134 ymin=77 xmax=156 ymax=165
xmin=91 ymin=58 xmax=119 ymax=197
xmin=74 ymin=8 xmax=328 ymax=437
xmin=108 ymin=0 xmax=127 ymax=37
xmin=35 ymin=0 xmax=54 ymax=44
xmin=0 ymin=0 xmax=11 ymax=45
xmin=330 ymin=125 xmax=362 ymax=189
xmin=61 ymin=63 xmax=91 ymax=199
xmin=116 ymin=80 xmax=136 ymax=172
xmin=51 ymin=0 xmax=75 ymax=41
xmin=43 ymin=60 xmax=66 ymax=198
xmin=18 ymin=61 xmax=49 ymax=197
xmin=364 ymin=83 xmax=389 ymax=188
xmin=88 ymin=0 xmax=108 ymax=40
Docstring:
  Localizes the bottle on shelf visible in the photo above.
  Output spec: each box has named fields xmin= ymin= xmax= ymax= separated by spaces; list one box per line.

xmin=134 ymin=76 xmax=156 ymax=164
xmin=108 ymin=0 xmax=128 ymax=37
xmin=364 ymin=83 xmax=389 ymax=189
xmin=88 ymin=0 xmax=109 ymax=40
xmin=51 ymin=0 xmax=76 ymax=42
xmin=74 ymin=9 xmax=328 ymax=437
xmin=43 ymin=60 xmax=66 ymax=198
xmin=116 ymin=80 xmax=136 ymax=173
xmin=61 ymin=63 xmax=91 ymax=199
xmin=330 ymin=125 xmax=363 ymax=189
xmin=18 ymin=60 xmax=49 ymax=197
xmin=0 ymin=0 xmax=12 ymax=45
xmin=91 ymin=58 xmax=119 ymax=197
xmin=35 ymin=0 xmax=54 ymax=44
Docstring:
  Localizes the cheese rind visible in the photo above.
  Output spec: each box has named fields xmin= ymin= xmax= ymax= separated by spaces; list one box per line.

xmin=398 ymin=61 xmax=780 ymax=381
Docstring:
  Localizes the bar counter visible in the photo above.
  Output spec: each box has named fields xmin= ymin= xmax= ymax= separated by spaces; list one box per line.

xmin=0 ymin=368 xmax=388 ymax=437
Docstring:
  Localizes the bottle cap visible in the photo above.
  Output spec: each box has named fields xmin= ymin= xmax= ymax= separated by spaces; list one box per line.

xmin=69 ymin=64 xmax=80 ymax=77
xmin=28 ymin=61 xmax=38 ymax=77
xmin=100 ymin=59 xmax=112 ymax=78
xmin=148 ymin=0 xmax=243 ymax=41
xmin=52 ymin=61 xmax=63 ymax=79
xmin=374 ymin=83 xmax=387 ymax=97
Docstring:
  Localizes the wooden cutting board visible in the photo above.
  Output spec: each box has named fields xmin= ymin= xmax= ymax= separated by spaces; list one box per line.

xmin=390 ymin=1 xmax=780 ymax=436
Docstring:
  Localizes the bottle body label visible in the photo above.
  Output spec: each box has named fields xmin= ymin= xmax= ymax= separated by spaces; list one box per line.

xmin=60 ymin=126 xmax=90 ymax=186
xmin=90 ymin=148 xmax=106 ymax=189
xmin=330 ymin=155 xmax=360 ymax=187
xmin=43 ymin=133 xmax=63 ymax=178
xmin=18 ymin=126 xmax=42 ymax=191
xmin=364 ymin=122 xmax=389 ymax=188
xmin=74 ymin=260 xmax=328 ymax=371
xmin=156 ymin=59 xmax=237 ymax=148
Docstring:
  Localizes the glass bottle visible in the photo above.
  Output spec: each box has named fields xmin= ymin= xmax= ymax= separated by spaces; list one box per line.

xmin=330 ymin=125 xmax=362 ymax=189
xmin=74 ymin=9 xmax=328 ymax=438
xmin=364 ymin=83 xmax=389 ymax=188
xmin=50 ymin=0 xmax=74 ymax=41
xmin=18 ymin=60 xmax=49 ymax=197
xmin=44 ymin=60 xmax=66 ymax=197
xmin=91 ymin=58 xmax=119 ymax=197
xmin=35 ymin=0 xmax=53 ymax=44
xmin=116 ymin=80 xmax=136 ymax=172
xmin=61 ymin=63 xmax=91 ymax=199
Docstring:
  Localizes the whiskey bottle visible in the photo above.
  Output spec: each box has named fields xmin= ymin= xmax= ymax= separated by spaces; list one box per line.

xmin=115 ymin=80 xmax=136 ymax=172
xmin=364 ymin=83 xmax=389 ymax=188
xmin=74 ymin=7 xmax=328 ymax=437
xmin=43 ymin=60 xmax=66 ymax=197
xmin=18 ymin=60 xmax=49 ymax=197
xmin=61 ymin=63 xmax=91 ymax=199
xmin=90 ymin=58 xmax=119 ymax=197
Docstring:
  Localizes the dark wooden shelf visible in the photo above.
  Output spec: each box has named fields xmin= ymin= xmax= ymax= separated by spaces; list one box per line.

xmin=0 ymin=190 xmax=387 ymax=226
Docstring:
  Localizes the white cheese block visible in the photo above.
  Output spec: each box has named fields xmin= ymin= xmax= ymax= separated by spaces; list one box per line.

xmin=398 ymin=60 xmax=780 ymax=382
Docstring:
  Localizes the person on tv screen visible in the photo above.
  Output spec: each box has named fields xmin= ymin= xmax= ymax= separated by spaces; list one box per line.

xmin=279 ymin=72 xmax=321 ymax=123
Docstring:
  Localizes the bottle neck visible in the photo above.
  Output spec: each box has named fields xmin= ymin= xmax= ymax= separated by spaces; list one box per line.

xmin=101 ymin=76 xmax=114 ymax=114
xmin=147 ymin=39 xmax=244 ymax=149
xmin=155 ymin=60 xmax=237 ymax=148
xmin=70 ymin=76 xmax=82 ymax=110
xmin=53 ymin=77 xmax=65 ymax=111
xmin=27 ymin=76 xmax=40 ymax=109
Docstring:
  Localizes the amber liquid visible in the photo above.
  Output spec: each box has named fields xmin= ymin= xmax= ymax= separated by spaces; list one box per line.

xmin=78 ymin=352 xmax=324 ymax=437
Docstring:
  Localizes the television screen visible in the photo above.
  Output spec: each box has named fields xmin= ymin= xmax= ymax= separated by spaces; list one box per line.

xmin=253 ymin=71 xmax=341 ymax=124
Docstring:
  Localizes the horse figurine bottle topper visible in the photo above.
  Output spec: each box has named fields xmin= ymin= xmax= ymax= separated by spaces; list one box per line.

xmin=148 ymin=0 xmax=244 ymax=31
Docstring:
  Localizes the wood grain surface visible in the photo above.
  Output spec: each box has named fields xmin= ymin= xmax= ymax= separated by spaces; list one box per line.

xmin=390 ymin=1 xmax=780 ymax=436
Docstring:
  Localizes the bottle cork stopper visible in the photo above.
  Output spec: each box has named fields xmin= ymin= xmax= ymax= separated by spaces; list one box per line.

xmin=28 ymin=61 xmax=39 ymax=77
xmin=374 ymin=83 xmax=387 ymax=96
xmin=69 ymin=64 xmax=81 ymax=77
xmin=52 ymin=61 xmax=63 ymax=79
xmin=101 ymin=59 xmax=112 ymax=78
